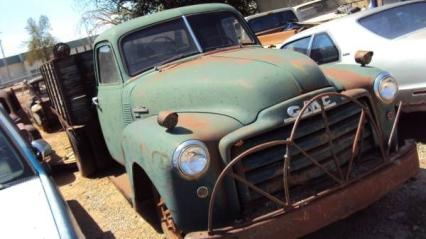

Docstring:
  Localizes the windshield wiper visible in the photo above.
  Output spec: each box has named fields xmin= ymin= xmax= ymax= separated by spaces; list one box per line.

xmin=154 ymin=53 xmax=188 ymax=71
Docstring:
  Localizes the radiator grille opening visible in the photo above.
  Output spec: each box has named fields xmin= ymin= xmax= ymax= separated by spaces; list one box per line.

xmin=231 ymin=98 xmax=383 ymax=217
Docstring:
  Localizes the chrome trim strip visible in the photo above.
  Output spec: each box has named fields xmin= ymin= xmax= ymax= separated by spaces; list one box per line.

xmin=182 ymin=15 xmax=203 ymax=53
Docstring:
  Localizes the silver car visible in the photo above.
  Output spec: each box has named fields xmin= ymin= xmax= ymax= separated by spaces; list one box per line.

xmin=0 ymin=106 xmax=83 ymax=238
xmin=280 ymin=0 xmax=426 ymax=112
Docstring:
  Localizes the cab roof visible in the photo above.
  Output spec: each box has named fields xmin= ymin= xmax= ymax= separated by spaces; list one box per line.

xmin=95 ymin=3 xmax=239 ymax=45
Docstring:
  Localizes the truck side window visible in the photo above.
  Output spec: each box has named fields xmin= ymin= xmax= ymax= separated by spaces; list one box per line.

xmin=310 ymin=33 xmax=339 ymax=64
xmin=281 ymin=36 xmax=311 ymax=55
xmin=97 ymin=45 xmax=120 ymax=84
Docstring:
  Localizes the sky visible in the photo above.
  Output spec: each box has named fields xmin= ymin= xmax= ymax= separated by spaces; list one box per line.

xmin=0 ymin=0 xmax=96 ymax=57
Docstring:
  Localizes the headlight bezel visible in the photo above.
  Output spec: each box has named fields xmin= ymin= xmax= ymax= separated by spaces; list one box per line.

xmin=373 ymin=72 xmax=399 ymax=104
xmin=172 ymin=140 xmax=210 ymax=180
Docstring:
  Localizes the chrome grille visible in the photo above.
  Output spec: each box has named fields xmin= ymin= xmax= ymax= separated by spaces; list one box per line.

xmin=231 ymin=99 xmax=379 ymax=213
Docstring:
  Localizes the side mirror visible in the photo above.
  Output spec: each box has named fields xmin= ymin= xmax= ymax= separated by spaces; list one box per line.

xmin=355 ymin=50 xmax=374 ymax=67
xmin=31 ymin=139 xmax=52 ymax=162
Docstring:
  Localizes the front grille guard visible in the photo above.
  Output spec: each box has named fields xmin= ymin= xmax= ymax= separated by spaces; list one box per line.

xmin=207 ymin=92 xmax=401 ymax=235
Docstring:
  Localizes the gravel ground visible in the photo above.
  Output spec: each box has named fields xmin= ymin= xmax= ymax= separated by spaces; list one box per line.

xmin=50 ymin=128 xmax=426 ymax=239
xmin=305 ymin=144 xmax=426 ymax=239
xmin=46 ymin=131 xmax=161 ymax=239
xmin=55 ymin=171 xmax=162 ymax=239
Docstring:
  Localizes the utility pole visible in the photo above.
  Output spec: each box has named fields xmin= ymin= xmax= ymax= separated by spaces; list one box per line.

xmin=0 ymin=33 xmax=12 ymax=83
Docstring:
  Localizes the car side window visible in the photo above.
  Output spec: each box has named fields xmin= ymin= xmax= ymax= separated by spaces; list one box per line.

xmin=310 ymin=33 xmax=339 ymax=64
xmin=97 ymin=45 xmax=120 ymax=84
xmin=0 ymin=129 xmax=33 ymax=184
xmin=282 ymin=36 xmax=311 ymax=55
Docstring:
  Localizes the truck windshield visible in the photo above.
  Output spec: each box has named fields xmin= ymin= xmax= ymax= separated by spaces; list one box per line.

xmin=187 ymin=11 xmax=256 ymax=51
xmin=247 ymin=10 xmax=298 ymax=34
xmin=121 ymin=11 xmax=256 ymax=76
xmin=0 ymin=128 xmax=34 ymax=188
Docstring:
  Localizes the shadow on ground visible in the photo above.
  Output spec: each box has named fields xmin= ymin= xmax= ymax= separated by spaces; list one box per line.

xmin=304 ymin=168 xmax=426 ymax=239
xmin=68 ymin=200 xmax=115 ymax=238
xmin=90 ymin=163 xmax=163 ymax=233
xmin=53 ymin=170 xmax=77 ymax=186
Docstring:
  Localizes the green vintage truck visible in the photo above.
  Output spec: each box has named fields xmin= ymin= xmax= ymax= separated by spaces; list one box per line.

xmin=90 ymin=3 xmax=419 ymax=239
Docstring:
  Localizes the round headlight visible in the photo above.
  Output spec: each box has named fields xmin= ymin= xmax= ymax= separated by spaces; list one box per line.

xmin=374 ymin=72 xmax=398 ymax=104
xmin=172 ymin=140 xmax=209 ymax=179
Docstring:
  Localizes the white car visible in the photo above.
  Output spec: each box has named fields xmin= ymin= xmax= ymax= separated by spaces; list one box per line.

xmin=280 ymin=0 xmax=426 ymax=112
xmin=0 ymin=106 xmax=83 ymax=238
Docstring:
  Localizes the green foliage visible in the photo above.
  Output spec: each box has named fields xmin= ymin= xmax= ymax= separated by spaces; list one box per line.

xmin=79 ymin=0 xmax=257 ymax=32
xmin=25 ymin=15 xmax=56 ymax=65
xmin=130 ymin=0 xmax=258 ymax=17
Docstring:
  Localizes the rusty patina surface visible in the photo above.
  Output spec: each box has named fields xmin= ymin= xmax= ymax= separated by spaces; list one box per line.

xmin=204 ymin=91 xmax=393 ymax=235
xmin=186 ymin=143 xmax=418 ymax=239
xmin=91 ymin=3 xmax=417 ymax=237
xmin=257 ymin=30 xmax=298 ymax=48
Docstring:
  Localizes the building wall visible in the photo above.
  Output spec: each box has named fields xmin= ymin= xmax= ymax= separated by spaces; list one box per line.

xmin=70 ymin=44 xmax=91 ymax=55
xmin=23 ymin=60 xmax=44 ymax=77
xmin=0 ymin=58 xmax=44 ymax=85
xmin=0 ymin=37 xmax=93 ymax=87
xmin=0 ymin=62 xmax=26 ymax=84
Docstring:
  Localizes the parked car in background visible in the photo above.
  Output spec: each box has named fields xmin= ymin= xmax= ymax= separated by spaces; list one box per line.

xmin=0 ymin=88 xmax=41 ymax=142
xmin=293 ymin=0 xmax=347 ymax=24
xmin=24 ymin=76 xmax=60 ymax=132
xmin=280 ymin=0 xmax=426 ymax=113
xmin=245 ymin=7 xmax=303 ymax=47
xmin=0 ymin=106 xmax=83 ymax=238
xmin=246 ymin=0 xmax=355 ymax=47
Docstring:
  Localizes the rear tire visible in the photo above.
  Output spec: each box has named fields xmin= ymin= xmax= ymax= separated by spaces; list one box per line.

xmin=66 ymin=129 xmax=97 ymax=177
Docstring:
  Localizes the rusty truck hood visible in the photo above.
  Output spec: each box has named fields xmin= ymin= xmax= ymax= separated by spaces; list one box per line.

xmin=130 ymin=47 xmax=331 ymax=125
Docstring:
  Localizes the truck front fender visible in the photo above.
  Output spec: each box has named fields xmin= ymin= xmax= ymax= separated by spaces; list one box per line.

xmin=321 ymin=64 xmax=397 ymax=143
xmin=320 ymin=64 xmax=382 ymax=92
xmin=121 ymin=112 xmax=242 ymax=232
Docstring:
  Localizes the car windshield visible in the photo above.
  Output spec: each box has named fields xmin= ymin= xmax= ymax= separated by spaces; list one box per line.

xmin=247 ymin=10 xmax=298 ymax=34
xmin=121 ymin=11 xmax=256 ymax=76
xmin=296 ymin=0 xmax=338 ymax=21
xmin=0 ymin=128 xmax=34 ymax=187
xmin=358 ymin=2 xmax=426 ymax=39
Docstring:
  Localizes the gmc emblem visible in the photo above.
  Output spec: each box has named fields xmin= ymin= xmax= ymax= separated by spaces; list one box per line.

xmin=287 ymin=96 xmax=337 ymax=119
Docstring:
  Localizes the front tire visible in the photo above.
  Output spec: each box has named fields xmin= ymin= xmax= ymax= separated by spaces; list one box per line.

xmin=154 ymin=190 xmax=183 ymax=239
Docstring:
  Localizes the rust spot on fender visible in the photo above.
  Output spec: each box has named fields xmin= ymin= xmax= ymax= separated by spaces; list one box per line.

xmin=290 ymin=58 xmax=313 ymax=71
xmin=322 ymin=68 xmax=372 ymax=90
xmin=175 ymin=115 xmax=224 ymax=140
xmin=178 ymin=115 xmax=210 ymax=130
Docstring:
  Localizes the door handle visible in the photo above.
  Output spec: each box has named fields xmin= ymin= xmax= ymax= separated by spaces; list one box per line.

xmin=92 ymin=97 xmax=99 ymax=107
xmin=133 ymin=106 xmax=149 ymax=118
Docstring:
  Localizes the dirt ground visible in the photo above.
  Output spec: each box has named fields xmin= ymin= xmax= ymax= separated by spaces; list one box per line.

xmin=40 ymin=122 xmax=425 ymax=239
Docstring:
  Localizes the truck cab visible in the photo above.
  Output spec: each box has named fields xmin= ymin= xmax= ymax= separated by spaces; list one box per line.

xmin=92 ymin=3 xmax=418 ymax=238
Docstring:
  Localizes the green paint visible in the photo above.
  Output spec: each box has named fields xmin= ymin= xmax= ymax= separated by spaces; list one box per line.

xmin=93 ymin=3 xmax=398 ymax=234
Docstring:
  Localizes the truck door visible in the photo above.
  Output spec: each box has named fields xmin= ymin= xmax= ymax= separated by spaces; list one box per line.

xmin=93 ymin=43 xmax=125 ymax=163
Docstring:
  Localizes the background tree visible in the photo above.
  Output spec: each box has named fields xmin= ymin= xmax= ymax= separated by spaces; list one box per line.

xmin=79 ymin=0 xmax=257 ymax=35
xmin=25 ymin=15 xmax=56 ymax=65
